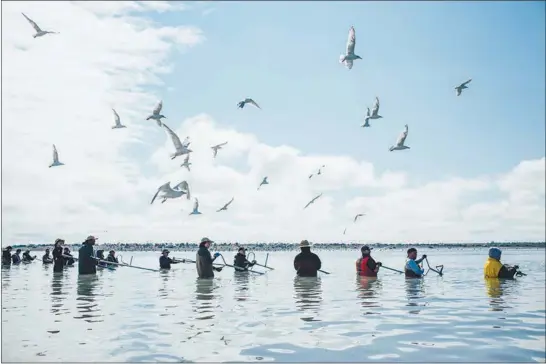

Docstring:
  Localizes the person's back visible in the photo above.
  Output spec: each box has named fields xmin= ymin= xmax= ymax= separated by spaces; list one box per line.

xmin=2 ymin=248 xmax=12 ymax=265
xmin=294 ymin=242 xmax=321 ymax=277
xmin=484 ymin=248 xmax=517 ymax=279
xmin=12 ymin=251 xmax=21 ymax=264
xmin=196 ymin=245 xmax=214 ymax=278
xmin=43 ymin=251 xmax=53 ymax=264
xmin=78 ymin=243 xmax=96 ymax=275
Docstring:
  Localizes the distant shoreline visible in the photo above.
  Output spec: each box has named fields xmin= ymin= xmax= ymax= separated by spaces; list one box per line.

xmin=6 ymin=242 xmax=546 ymax=252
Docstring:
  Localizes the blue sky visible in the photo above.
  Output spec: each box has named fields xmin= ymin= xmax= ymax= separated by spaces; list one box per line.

xmin=146 ymin=1 xmax=545 ymax=183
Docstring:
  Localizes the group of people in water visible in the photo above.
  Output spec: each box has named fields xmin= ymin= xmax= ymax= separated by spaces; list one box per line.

xmin=2 ymin=235 xmax=521 ymax=280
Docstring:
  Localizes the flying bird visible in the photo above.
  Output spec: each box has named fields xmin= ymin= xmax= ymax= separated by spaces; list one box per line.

xmin=22 ymin=13 xmax=58 ymax=38
xmin=304 ymin=193 xmax=323 ymax=209
xmin=173 ymin=180 xmax=191 ymax=200
xmin=211 ymin=142 xmax=228 ymax=158
xmin=181 ymin=154 xmax=192 ymax=171
xmin=257 ymin=177 xmax=269 ymax=190
xmin=309 ymin=165 xmax=325 ymax=179
xmin=343 ymin=228 xmax=347 ymax=235
xmin=339 ymin=26 xmax=362 ymax=70
xmin=354 ymin=213 xmax=365 ymax=223
xmin=455 ymin=79 xmax=472 ymax=96
xmin=389 ymin=124 xmax=410 ymax=152
xmin=49 ymin=144 xmax=64 ymax=168
xmin=361 ymin=107 xmax=371 ymax=128
xmin=369 ymin=97 xmax=383 ymax=120
xmin=162 ymin=123 xmax=192 ymax=160
xmin=217 ymin=197 xmax=235 ymax=212
xmin=111 ymin=109 xmax=126 ymax=129
xmin=189 ymin=198 xmax=202 ymax=215
xmin=150 ymin=182 xmax=187 ymax=204
xmin=146 ymin=101 xmax=166 ymax=126
xmin=237 ymin=98 xmax=261 ymax=109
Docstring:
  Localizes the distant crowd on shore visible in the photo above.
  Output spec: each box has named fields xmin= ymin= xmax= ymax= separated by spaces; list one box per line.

xmin=4 ymin=241 xmax=545 ymax=252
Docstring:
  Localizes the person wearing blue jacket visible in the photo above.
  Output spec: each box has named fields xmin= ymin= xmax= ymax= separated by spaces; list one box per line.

xmin=405 ymin=248 xmax=426 ymax=278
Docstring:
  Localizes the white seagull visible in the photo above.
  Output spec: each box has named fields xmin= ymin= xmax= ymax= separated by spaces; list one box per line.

xmin=369 ymin=97 xmax=383 ymax=120
xmin=146 ymin=100 xmax=166 ymax=126
xmin=111 ymin=109 xmax=126 ymax=129
xmin=304 ymin=193 xmax=323 ymax=209
xmin=362 ymin=107 xmax=371 ymax=128
xmin=309 ymin=165 xmax=326 ymax=179
xmin=49 ymin=144 xmax=64 ymax=168
xmin=217 ymin=197 xmax=235 ymax=212
xmin=189 ymin=198 xmax=202 ymax=215
xmin=173 ymin=180 xmax=191 ymax=200
xmin=150 ymin=182 xmax=187 ymax=204
xmin=211 ymin=142 xmax=228 ymax=158
xmin=22 ymin=13 xmax=58 ymax=38
xmin=339 ymin=26 xmax=362 ymax=70
xmin=257 ymin=176 xmax=269 ymax=190
xmin=455 ymin=79 xmax=472 ymax=96
xmin=162 ymin=123 xmax=192 ymax=160
xmin=389 ymin=124 xmax=410 ymax=152
xmin=181 ymin=154 xmax=192 ymax=171
xmin=354 ymin=213 xmax=365 ymax=223
xmin=237 ymin=98 xmax=261 ymax=109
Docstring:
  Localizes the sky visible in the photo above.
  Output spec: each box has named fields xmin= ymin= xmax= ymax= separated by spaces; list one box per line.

xmin=1 ymin=1 xmax=544 ymax=246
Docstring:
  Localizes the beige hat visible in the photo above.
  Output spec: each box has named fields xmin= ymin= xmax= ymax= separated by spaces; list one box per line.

xmin=300 ymin=240 xmax=311 ymax=248
xmin=201 ymin=237 xmax=214 ymax=244
xmin=86 ymin=235 xmax=98 ymax=241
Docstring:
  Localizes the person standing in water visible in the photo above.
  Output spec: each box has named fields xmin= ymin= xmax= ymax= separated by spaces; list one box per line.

xmin=233 ymin=247 xmax=256 ymax=271
xmin=159 ymin=249 xmax=183 ymax=270
xmin=106 ymin=250 xmax=119 ymax=265
xmin=78 ymin=235 xmax=98 ymax=275
xmin=196 ymin=237 xmax=222 ymax=278
xmin=42 ymin=249 xmax=53 ymax=264
xmin=2 ymin=246 xmax=13 ymax=265
xmin=63 ymin=247 xmax=75 ymax=266
xmin=484 ymin=248 xmax=518 ymax=279
xmin=95 ymin=250 xmax=107 ymax=268
xmin=11 ymin=249 xmax=22 ymax=265
xmin=52 ymin=239 xmax=65 ymax=273
xmin=356 ymin=246 xmax=382 ymax=277
xmin=293 ymin=240 xmax=322 ymax=277
xmin=22 ymin=250 xmax=37 ymax=263
xmin=405 ymin=248 xmax=426 ymax=278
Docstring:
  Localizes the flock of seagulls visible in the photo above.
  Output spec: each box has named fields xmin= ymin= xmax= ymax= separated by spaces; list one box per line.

xmin=30 ymin=13 xmax=473 ymax=234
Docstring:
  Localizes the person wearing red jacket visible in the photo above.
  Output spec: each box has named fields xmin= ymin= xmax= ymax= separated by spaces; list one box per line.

xmin=356 ymin=246 xmax=381 ymax=277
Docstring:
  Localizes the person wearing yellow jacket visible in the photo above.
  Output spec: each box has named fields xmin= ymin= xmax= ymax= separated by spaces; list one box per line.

xmin=484 ymin=248 xmax=518 ymax=279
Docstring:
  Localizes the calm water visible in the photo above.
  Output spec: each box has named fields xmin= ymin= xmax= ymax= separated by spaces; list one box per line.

xmin=2 ymin=248 xmax=545 ymax=363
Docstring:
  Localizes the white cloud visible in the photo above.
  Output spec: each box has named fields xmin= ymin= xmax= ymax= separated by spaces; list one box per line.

xmin=1 ymin=2 xmax=544 ymax=246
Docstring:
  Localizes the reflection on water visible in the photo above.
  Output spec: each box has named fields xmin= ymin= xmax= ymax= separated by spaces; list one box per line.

xmin=158 ymin=270 xmax=171 ymax=299
xmin=405 ymin=278 xmax=426 ymax=314
xmin=233 ymin=271 xmax=250 ymax=302
xmin=75 ymin=275 xmax=103 ymax=323
xmin=293 ymin=276 xmax=322 ymax=321
xmin=193 ymin=278 xmax=217 ymax=320
xmin=484 ymin=278 xmax=512 ymax=312
xmin=356 ymin=276 xmax=382 ymax=310
xmin=50 ymin=272 xmax=67 ymax=316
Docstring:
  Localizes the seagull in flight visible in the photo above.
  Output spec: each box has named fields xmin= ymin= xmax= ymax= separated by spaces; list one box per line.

xmin=339 ymin=26 xmax=362 ymax=70
xmin=389 ymin=124 xmax=410 ymax=152
xmin=304 ymin=193 xmax=323 ymax=209
xmin=237 ymin=98 xmax=261 ymax=110
xmin=217 ymin=197 xmax=235 ymax=212
xmin=455 ymin=79 xmax=472 ymax=96
xmin=257 ymin=177 xmax=269 ymax=190
xmin=343 ymin=228 xmax=347 ymax=235
xmin=22 ymin=13 xmax=58 ymax=38
xmin=150 ymin=182 xmax=187 ymax=204
xmin=189 ymin=198 xmax=202 ymax=215
xmin=354 ymin=213 xmax=365 ymax=223
xmin=362 ymin=108 xmax=371 ymax=128
xmin=309 ymin=165 xmax=325 ymax=179
xmin=369 ymin=97 xmax=383 ymax=120
xmin=181 ymin=154 xmax=192 ymax=171
xmin=211 ymin=142 xmax=228 ymax=158
xmin=173 ymin=180 xmax=191 ymax=200
xmin=146 ymin=100 xmax=166 ymax=126
xmin=162 ymin=123 xmax=192 ymax=160
xmin=49 ymin=144 xmax=64 ymax=168
xmin=111 ymin=109 xmax=126 ymax=129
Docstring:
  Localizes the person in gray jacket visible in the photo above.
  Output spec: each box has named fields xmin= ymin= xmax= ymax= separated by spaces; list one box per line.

xmin=196 ymin=237 xmax=223 ymax=278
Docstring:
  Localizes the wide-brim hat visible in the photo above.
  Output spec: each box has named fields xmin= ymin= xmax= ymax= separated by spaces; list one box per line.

xmin=86 ymin=235 xmax=98 ymax=241
xmin=201 ymin=237 xmax=214 ymax=244
xmin=300 ymin=240 xmax=311 ymax=248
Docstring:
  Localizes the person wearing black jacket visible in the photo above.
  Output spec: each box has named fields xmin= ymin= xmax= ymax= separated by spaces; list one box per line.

xmin=52 ymin=239 xmax=65 ymax=273
xmin=233 ymin=247 xmax=256 ymax=271
xmin=78 ymin=235 xmax=97 ymax=275
xmin=63 ymin=247 xmax=75 ymax=266
xmin=43 ymin=249 xmax=53 ymax=264
xmin=2 ymin=246 xmax=13 ymax=265
xmin=12 ymin=249 xmax=22 ymax=265
xmin=293 ymin=240 xmax=322 ymax=277
xmin=159 ymin=249 xmax=182 ymax=270
xmin=196 ymin=237 xmax=222 ymax=278
xmin=22 ymin=250 xmax=36 ymax=263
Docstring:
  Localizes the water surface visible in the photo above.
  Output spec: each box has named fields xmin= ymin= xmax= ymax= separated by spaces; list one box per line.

xmin=2 ymin=248 xmax=545 ymax=362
